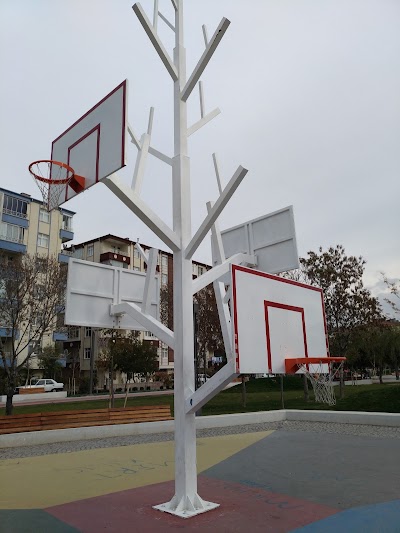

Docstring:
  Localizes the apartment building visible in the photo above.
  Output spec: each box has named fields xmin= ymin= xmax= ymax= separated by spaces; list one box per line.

xmin=61 ymin=234 xmax=210 ymax=384
xmin=0 ymin=187 xmax=75 ymax=366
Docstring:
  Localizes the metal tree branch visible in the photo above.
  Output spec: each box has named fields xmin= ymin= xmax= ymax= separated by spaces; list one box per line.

xmin=181 ymin=17 xmax=231 ymax=102
xmin=103 ymin=174 xmax=180 ymax=251
xmin=185 ymin=165 xmax=248 ymax=259
xmin=133 ymin=3 xmax=178 ymax=81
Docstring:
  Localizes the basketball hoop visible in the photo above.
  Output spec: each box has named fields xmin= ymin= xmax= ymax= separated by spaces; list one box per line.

xmin=285 ymin=357 xmax=346 ymax=406
xmin=28 ymin=160 xmax=84 ymax=211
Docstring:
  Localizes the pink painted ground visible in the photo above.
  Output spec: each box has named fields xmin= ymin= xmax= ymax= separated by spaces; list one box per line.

xmin=47 ymin=475 xmax=338 ymax=532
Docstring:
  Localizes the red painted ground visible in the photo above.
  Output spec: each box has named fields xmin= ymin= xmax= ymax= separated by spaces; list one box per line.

xmin=47 ymin=475 xmax=338 ymax=532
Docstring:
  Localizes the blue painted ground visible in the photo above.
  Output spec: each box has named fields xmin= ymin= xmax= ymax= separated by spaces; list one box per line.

xmin=292 ymin=499 xmax=400 ymax=532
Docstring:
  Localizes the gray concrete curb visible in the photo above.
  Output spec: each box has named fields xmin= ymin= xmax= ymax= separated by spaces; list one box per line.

xmin=1 ymin=409 xmax=399 ymax=449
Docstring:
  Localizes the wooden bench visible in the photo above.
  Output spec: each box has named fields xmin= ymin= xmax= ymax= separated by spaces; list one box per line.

xmin=18 ymin=387 xmax=45 ymax=394
xmin=0 ymin=405 xmax=173 ymax=435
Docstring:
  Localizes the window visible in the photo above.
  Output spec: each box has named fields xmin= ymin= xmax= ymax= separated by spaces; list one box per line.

xmin=87 ymin=244 xmax=94 ymax=257
xmin=85 ymin=327 xmax=92 ymax=337
xmin=0 ymin=222 xmax=24 ymax=243
xmin=0 ymin=280 xmax=5 ymax=299
xmin=111 ymin=246 xmax=121 ymax=253
xmin=198 ymin=266 xmax=204 ymax=276
xmin=84 ymin=348 xmax=91 ymax=360
xmin=39 ymin=209 xmax=50 ymax=223
xmin=62 ymin=214 xmax=72 ymax=231
xmin=3 ymin=195 xmax=28 ymax=218
xmin=34 ymin=284 xmax=46 ymax=298
xmin=107 ymin=260 xmax=128 ymax=268
xmin=35 ymin=256 xmax=47 ymax=272
xmin=37 ymin=232 xmax=49 ymax=248
xmin=31 ymin=313 xmax=44 ymax=328
xmin=134 ymin=248 xmax=141 ymax=259
xmin=68 ymin=327 xmax=80 ymax=339
xmin=73 ymin=247 xmax=83 ymax=259
xmin=161 ymin=274 xmax=168 ymax=286
xmin=161 ymin=256 xmax=168 ymax=267
xmin=161 ymin=346 xmax=168 ymax=365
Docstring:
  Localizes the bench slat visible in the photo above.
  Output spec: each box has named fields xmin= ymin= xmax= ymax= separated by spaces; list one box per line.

xmin=0 ymin=405 xmax=172 ymax=434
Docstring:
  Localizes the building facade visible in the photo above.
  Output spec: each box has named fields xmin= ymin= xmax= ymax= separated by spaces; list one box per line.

xmin=0 ymin=187 xmax=75 ymax=366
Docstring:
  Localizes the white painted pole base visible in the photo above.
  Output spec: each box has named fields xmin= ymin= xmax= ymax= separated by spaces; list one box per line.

xmin=153 ymin=494 xmax=219 ymax=518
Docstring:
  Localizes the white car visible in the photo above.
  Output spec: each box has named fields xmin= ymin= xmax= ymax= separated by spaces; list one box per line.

xmin=24 ymin=379 xmax=64 ymax=392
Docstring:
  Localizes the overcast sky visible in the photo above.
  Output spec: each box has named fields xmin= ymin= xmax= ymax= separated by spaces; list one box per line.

xmin=1 ymin=0 xmax=399 ymax=308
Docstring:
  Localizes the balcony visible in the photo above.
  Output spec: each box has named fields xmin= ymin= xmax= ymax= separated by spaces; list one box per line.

xmin=58 ymin=252 xmax=71 ymax=263
xmin=60 ymin=228 xmax=74 ymax=243
xmin=2 ymin=213 xmax=29 ymax=228
xmin=53 ymin=331 xmax=68 ymax=342
xmin=100 ymin=251 xmax=131 ymax=266
xmin=59 ymin=247 xmax=73 ymax=263
xmin=0 ymin=240 xmax=26 ymax=254
xmin=0 ymin=353 xmax=11 ymax=368
xmin=0 ymin=327 xmax=19 ymax=339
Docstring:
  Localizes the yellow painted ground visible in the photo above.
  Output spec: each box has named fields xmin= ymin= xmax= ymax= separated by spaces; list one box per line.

xmin=0 ymin=431 xmax=274 ymax=509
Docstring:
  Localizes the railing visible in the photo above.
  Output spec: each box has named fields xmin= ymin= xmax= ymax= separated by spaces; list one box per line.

xmin=0 ymin=233 xmax=24 ymax=244
xmin=2 ymin=208 xmax=27 ymax=219
xmin=68 ymin=328 xmax=80 ymax=340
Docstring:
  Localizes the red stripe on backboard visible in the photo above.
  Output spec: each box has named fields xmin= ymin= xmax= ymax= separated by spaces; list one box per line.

xmin=66 ymin=124 xmax=100 ymax=201
xmin=232 ymin=264 xmax=330 ymax=374
xmin=264 ymin=301 xmax=308 ymax=372
xmin=52 ymin=80 xmax=127 ymax=145
xmin=320 ymin=292 xmax=330 ymax=356
xmin=231 ymin=264 xmax=240 ymax=373
xmin=121 ymin=81 xmax=127 ymax=168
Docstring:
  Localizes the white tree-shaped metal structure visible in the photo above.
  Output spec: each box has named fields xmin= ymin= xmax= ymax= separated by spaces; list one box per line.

xmin=105 ymin=0 xmax=256 ymax=517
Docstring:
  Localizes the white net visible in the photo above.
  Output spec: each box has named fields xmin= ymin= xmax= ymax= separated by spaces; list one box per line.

xmin=30 ymin=161 xmax=73 ymax=211
xmin=298 ymin=360 xmax=344 ymax=406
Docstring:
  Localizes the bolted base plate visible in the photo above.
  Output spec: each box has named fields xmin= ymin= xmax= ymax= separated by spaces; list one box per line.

xmin=153 ymin=493 xmax=220 ymax=519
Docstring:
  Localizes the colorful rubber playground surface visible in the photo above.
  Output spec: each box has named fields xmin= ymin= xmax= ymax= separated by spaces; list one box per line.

xmin=1 ymin=424 xmax=400 ymax=532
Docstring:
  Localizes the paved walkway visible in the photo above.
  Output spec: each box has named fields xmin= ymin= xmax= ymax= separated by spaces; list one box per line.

xmin=1 ymin=421 xmax=400 ymax=532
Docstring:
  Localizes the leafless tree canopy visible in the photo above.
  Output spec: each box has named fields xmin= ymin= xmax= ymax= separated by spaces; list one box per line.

xmin=0 ymin=252 xmax=67 ymax=414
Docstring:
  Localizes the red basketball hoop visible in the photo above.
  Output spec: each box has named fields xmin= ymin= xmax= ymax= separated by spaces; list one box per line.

xmin=285 ymin=357 xmax=346 ymax=406
xmin=28 ymin=160 xmax=85 ymax=211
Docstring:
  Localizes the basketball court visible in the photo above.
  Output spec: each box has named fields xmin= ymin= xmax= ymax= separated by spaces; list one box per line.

xmin=1 ymin=422 xmax=400 ymax=532
xmin=20 ymin=0 xmax=396 ymax=527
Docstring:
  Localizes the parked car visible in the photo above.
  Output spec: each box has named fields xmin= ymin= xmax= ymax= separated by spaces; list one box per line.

xmin=20 ymin=379 xmax=64 ymax=392
xmin=198 ymin=374 xmax=207 ymax=385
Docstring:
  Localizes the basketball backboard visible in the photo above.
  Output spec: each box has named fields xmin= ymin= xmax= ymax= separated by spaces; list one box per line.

xmin=65 ymin=258 xmax=159 ymax=330
xmin=220 ymin=206 xmax=299 ymax=275
xmin=51 ymin=80 xmax=128 ymax=206
xmin=232 ymin=264 xmax=330 ymax=375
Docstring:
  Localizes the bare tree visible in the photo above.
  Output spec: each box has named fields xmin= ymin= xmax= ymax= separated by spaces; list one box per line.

xmin=160 ymin=280 xmax=224 ymax=383
xmin=381 ymin=273 xmax=400 ymax=316
xmin=0 ymin=253 xmax=67 ymax=414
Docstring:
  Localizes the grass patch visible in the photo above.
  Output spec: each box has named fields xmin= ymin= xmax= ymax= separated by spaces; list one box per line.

xmin=11 ymin=394 xmax=174 ymax=416
xmin=7 ymin=378 xmax=400 ymax=417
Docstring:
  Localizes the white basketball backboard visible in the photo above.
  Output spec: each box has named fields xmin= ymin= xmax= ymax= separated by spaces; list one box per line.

xmin=232 ymin=264 xmax=329 ymax=374
xmin=221 ymin=206 xmax=299 ymax=275
xmin=65 ymin=258 xmax=159 ymax=330
xmin=51 ymin=80 xmax=128 ymax=206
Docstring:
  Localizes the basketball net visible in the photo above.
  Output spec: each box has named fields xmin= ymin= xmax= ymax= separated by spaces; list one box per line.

xmin=298 ymin=360 xmax=344 ymax=406
xmin=29 ymin=161 xmax=73 ymax=211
